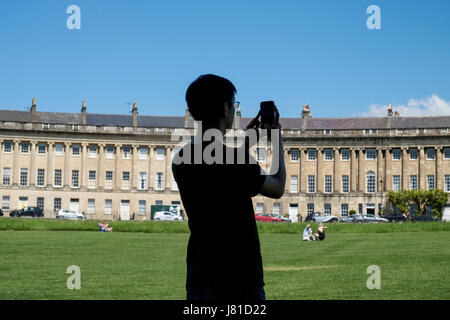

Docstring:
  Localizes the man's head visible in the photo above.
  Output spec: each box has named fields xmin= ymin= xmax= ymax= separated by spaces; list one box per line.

xmin=185 ymin=74 xmax=236 ymax=130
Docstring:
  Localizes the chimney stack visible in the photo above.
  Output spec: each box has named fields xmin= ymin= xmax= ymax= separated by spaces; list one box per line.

xmin=132 ymin=101 xmax=138 ymax=127
xmin=81 ymin=100 xmax=87 ymax=125
xmin=387 ymin=104 xmax=393 ymax=117
xmin=233 ymin=101 xmax=241 ymax=129
xmin=184 ymin=107 xmax=191 ymax=128
xmin=394 ymin=111 xmax=400 ymax=118
xmin=302 ymin=104 xmax=311 ymax=119
xmin=30 ymin=97 xmax=37 ymax=123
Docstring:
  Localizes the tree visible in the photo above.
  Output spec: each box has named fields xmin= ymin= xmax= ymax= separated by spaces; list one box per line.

xmin=387 ymin=191 xmax=409 ymax=215
xmin=388 ymin=189 xmax=449 ymax=219
xmin=427 ymin=189 xmax=449 ymax=219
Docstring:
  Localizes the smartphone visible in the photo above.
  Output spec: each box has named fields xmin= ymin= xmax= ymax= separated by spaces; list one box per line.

xmin=260 ymin=101 xmax=276 ymax=128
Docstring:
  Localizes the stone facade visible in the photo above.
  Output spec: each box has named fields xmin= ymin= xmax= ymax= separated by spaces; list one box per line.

xmin=1 ymin=100 xmax=449 ymax=221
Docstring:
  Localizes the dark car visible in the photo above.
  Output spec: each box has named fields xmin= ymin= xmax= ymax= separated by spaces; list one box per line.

xmin=382 ymin=213 xmax=406 ymax=222
xmin=0 ymin=208 xmax=3 ymax=216
xmin=411 ymin=215 xmax=437 ymax=222
xmin=9 ymin=206 xmax=44 ymax=218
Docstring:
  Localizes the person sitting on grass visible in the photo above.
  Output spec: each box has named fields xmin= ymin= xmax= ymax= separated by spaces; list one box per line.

xmin=314 ymin=223 xmax=327 ymax=241
xmin=302 ymin=224 xmax=316 ymax=241
xmin=98 ymin=220 xmax=113 ymax=232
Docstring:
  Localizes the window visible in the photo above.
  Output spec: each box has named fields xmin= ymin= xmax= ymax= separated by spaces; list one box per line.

xmin=366 ymin=171 xmax=375 ymax=193
xmin=54 ymin=170 xmax=62 ymax=187
xmin=323 ymin=129 xmax=332 ymax=135
xmin=3 ymin=142 xmax=12 ymax=153
xmin=257 ymin=148 xmax=265 ymax=162
xmin=256 ymin=203 xmax=264 ymax=214
xmin=140 ymin=147 xmax=148 ymax=160
xmin=89 ymin=145 xmax=97 ymax=158
xmin=72 ymin=144 xmax=80 ymax=155
xmin=307 ymin=149 xmax=316 ymax=161
xmin=2 ymin=167 xmax=11 ymax=186
xmin=410 ymin=175 xmax=417 ymax=190
xmin=342 ymin=175 xmax=349 ymax=193
xmin=156 ymin=172 xmax=164 ymax=190
xmin=359 ymin=203 xmax=363 ymax=214
xmin=155 ymin=200 xmax=163 ymax=206
xmin=444 ymin=148 xmax=450 ymax=160
xmin=123 ymin=146 xmax=131 ymax=159
xmin=172 ymin=175 xmax=178 ymax=191
xmin=324 ymin=203 xmax=331 ymax=216
xmin=37 ymin=169 xmax=45 ymax=186
xmin=324 ymin=149 xmax=333 ymax=161
xmin=72 ymin=170 xmax=79 ymax=187
xmin=54 ymin=198 xmax=61 ymax=212
xmin=55 ymin=144 xmax=63 ymax=155
xmin=341 ymin=149 xmax=350 ymax=161
xmin=307 ymin=203 xmax=314 ymax=215
xmin=88 ymin=199 xmax=95 ymax=214
xmin=410 ymin=148 xmax=418 ymax=160
xmin=366 ymin=149 xmax=376 ymax=160
xmin=105 ymin=200 xmax=112 ymax=215
xmin=341 ymin=203 xmax=348 ymax=216
xmin=427 ymin=175 xmax=435 ymax=190
xmin=290 ymin=175 xmax=298 ymax=193
xmin=88 ymin=171 xmax=96 ymax=188
xmin=445 ymin=175 xmax=450 ymax=192
xmin=291 ymin=149 xmax=299 ymax=162
xmin=324 ymin=175 xmax=332 ymax=193
xmin=123 ymin=172 xmax=130 ymax=181
xmin=156 ymin=147 xmax=165 ymax=160
xmin=308 ymin=175 xmax=315 ymax=193
xmin=105 ymin=171 xmax=113 ymax=189
xmin=20 ymin=168 xmax=28 ymax=186
xmin=273 ymin=203 xmax=280 ymax=215
xmin=38 ymin=144 xmax=46 ymax=154
xmin=426 ymin=148 xmax=435 ymax=160
xmin=392 ymin=149 xmax=401 ymax=160
xmin=37 ymin=197 xmax=44 ymax=210
xmin=2 ymin=196 xmax=10 ymax=210
xmin=106 ymin=146 xmax=114 ymax=159
xmin=393 ymin=175 xmax=401 ymax=191
xmin=139 ymin=172 xmax=147 ymax=190
xmin=21 ymin=143 xmax=29 ymax=153
xmin=364 ymin=129 xmax=378 ymax=134
xmin=139 ymin=200 xmax=146 ymax=215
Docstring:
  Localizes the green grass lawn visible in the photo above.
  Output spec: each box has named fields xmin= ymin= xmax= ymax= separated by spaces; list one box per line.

xmin=0 ymin=229 xmax=449 ymax=300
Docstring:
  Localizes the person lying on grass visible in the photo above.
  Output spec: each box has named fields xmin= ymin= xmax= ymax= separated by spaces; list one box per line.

xmin=98 ymin=220 xmax=113 ymax=232
xmin=314 ymin=223 xmax=327 ymax=241
xmin=302 ymin=224 xmax=316 ymax=241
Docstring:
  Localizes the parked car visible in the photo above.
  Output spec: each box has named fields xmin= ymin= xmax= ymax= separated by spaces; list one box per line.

xmin=270 ymin=214 xmax=291 ymax=222
xmin=305 ymin=212 xmax=338 ymax=223
xmin=351 ymin=214 xmax=388 ymax=223
xmin=255 ymin=214 xmax=282 ymax=223
xmin=339 ymin=215 xmax=355 ymax=223
xmin=410 ymin=215 xmax=438 ymax=222
xmin=154 ymin=211 xmax=183 ymax=221
xmin=9 ymin=206 xmax=44 ymax=218
xmin=56 ymin=209 xmax=86 ymax=220
xmin=382 ymin=213 xmax=406 ymax=222
xmin=0 ymin=208 xmax=3 ymax=216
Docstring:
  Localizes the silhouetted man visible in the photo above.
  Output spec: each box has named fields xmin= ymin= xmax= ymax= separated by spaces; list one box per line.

xmin=172 ymin=74 xmax=286 ymax=300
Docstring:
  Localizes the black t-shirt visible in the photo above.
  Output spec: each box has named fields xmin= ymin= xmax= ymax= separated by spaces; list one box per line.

xmin=172 ymin=140 xmax=266 ymax=289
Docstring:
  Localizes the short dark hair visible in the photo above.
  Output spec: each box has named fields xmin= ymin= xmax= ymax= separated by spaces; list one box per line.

xmin=185 ymin=74 xmax=237 ymax=121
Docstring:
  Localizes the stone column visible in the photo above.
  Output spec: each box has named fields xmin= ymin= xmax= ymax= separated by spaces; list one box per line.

xmin=333 ymin=148 xmax=340 ymax=193
xmin=377 ymin=148 xmax=383 ymax=192
xmin=47 ymin=142 xmax=54 ymax=187
xmin=402 ymin=147 xmax=408 ymax=190
xmin=132 ymin=144 xmax=138 ymax=189
xmin=316 ymin=148 xmax=322 ymax=193
xmin=81 ymin=143 xmax=88 ymax=188
xmin=64 ymin=142 xmax=71 ymax=187
xmin=358 ymin=148 xmax=364 ymax=192
xmin=149 ymin=145 xmax=155 ymax=190
xmin=350 ymin=148 xmax=357 ymax=192
xmin=98 ymin=144 xmax=105 ymax=189
xmin=284 ymin=148 xmax=290 ymax=193
xmin=30 ymin=141 xmax=37 ymax=186
xmin=436 ymin=147 xmax=442 ymax=190
xmin=166 ymin=146 xmax=173 ymax=189
xmin=419 ymin=147 xmax=425 ymax=189
xmin=385 ymin=148 xmax=391 ymax=191
xmin=114 ymin=144 xmax=121 ymax=189
xmin=13 ymin=140 xmax=19 ymax=185
xmin=299 ymin=148 xmax=306 ymax=193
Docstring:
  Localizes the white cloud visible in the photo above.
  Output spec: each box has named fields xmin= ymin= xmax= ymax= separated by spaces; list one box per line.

xmin=359 ymin=94 xmax=450 ymax=117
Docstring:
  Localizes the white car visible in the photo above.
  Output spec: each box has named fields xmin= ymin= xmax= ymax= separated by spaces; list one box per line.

xmin=154 ymin=211 xmax=183 ymax=221
xmin=56 ymin=209 xmax=86 ymax=220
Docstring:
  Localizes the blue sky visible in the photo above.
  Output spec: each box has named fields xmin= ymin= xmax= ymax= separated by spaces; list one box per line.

xmin=1 ymin=0 xmax=450 ymax=118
